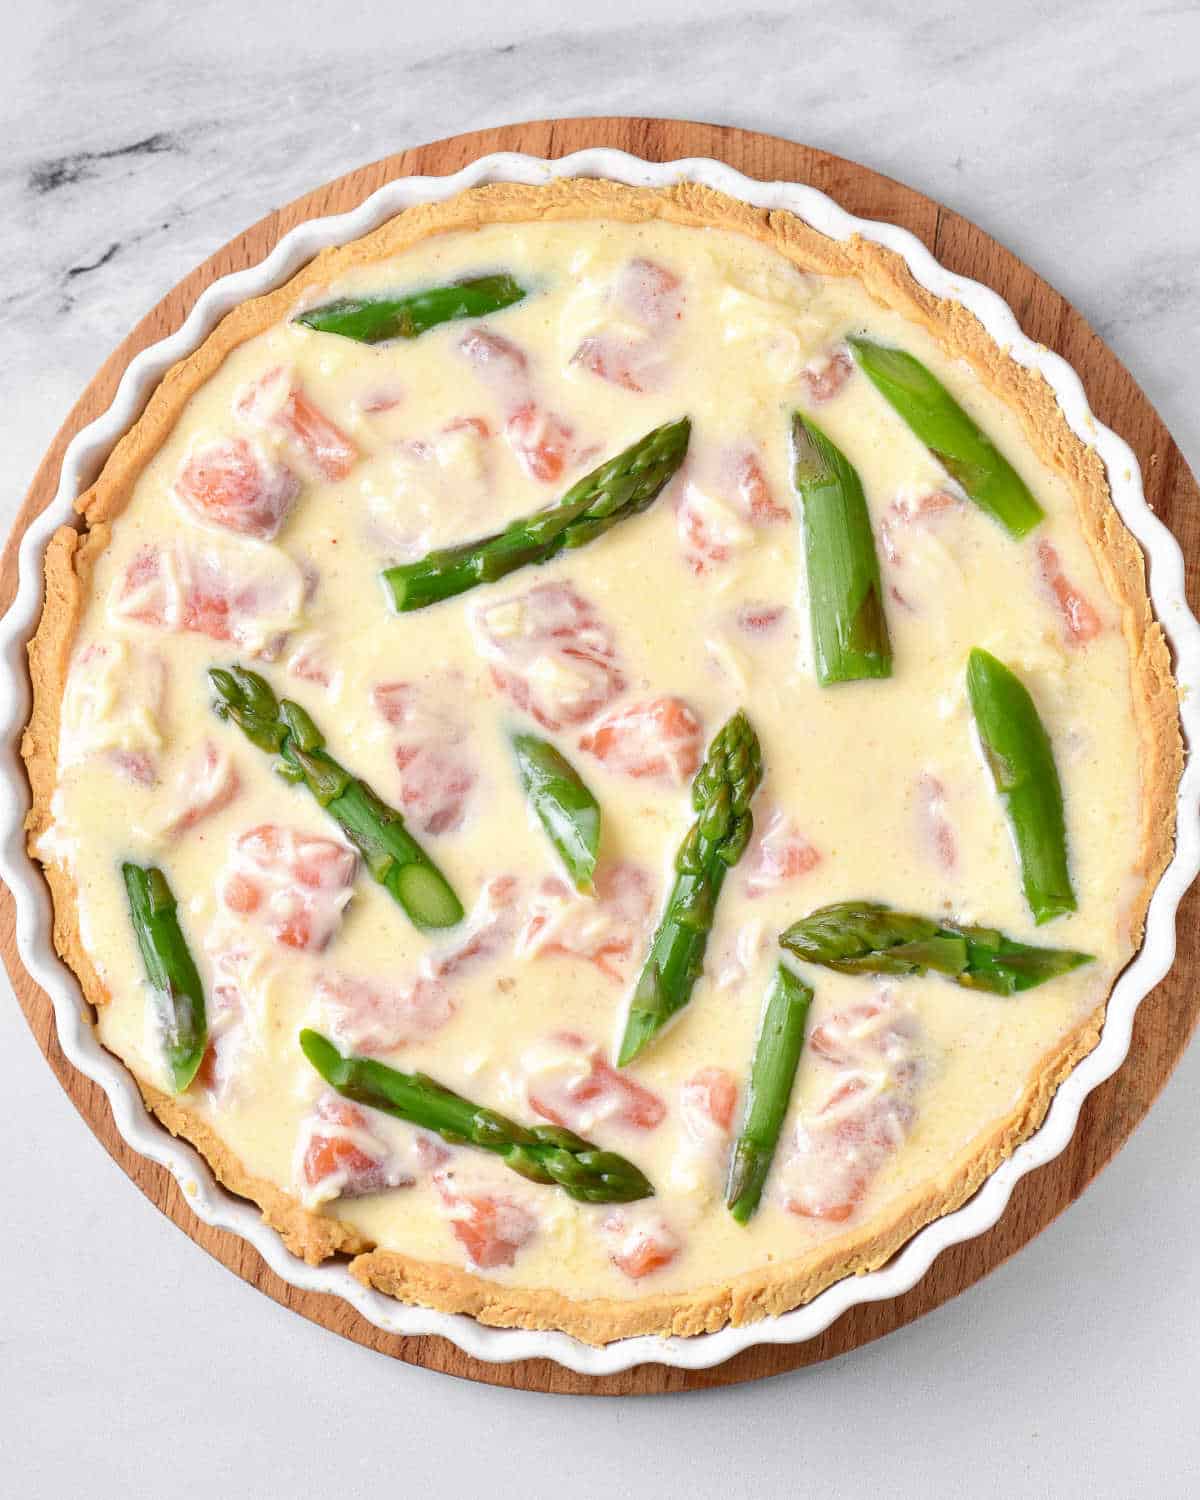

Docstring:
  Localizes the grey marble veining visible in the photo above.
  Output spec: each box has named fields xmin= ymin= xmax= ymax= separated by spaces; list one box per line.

xmin=3 ymin=3 xmax=1199 ymax=1497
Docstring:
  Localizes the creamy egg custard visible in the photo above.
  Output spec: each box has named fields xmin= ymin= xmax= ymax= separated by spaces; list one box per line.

xmin=23 ymin=182 xmax=1180 ymax=1343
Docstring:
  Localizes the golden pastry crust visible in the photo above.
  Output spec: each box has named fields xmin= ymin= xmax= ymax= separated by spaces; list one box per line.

xmin=21 ymin=179 xmax=1183 ymax=1345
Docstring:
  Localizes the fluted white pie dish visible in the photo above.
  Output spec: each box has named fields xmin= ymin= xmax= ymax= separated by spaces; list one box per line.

xmin=2 ymin=146 xmax=1197 ymax=1376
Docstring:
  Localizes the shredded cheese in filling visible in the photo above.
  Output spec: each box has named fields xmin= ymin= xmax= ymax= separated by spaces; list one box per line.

xmin=40 ymin=217 xmax=1143 ymax=1303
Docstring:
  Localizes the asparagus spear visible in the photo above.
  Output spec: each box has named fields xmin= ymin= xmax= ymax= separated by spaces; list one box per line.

xmin=780 ymin=900 xmax=1091 ymax=994
xmin=122 ymin=863 xmax=207 ymax=1093
xmin=726 ymin=965 xmax=813 ymax=1225
xmin=618 ymin=711 xmax=764 ymax=1066
xmin=383 ymin=417 xmax=691 ymax=612
xmin=295 ymin=273 xmax=527 ymax=344
xmin=209 ymin=665 xmax=463 ymax=931
xmin=511 ymin=732 xmax=600 ymax=893
xmin=967 ymin=647 xmax=1075 ymax=924
xmin=300 ymin=1029 xmax=653 ymax=1204
xmin=848 ymin=338 xmax=1045 ymax=539
xmin=792 ymin=413 xmax=892 ymax=685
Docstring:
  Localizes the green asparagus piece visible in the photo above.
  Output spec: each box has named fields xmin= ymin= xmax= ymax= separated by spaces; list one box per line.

xmin=726 ymin=965 xmax=812 ymax=1225
xmin=300 ymin=1029 xmax=653 ymax=1204
xmin=780 ymin=900 xmax=1091 ymax=994
xmin=792 ymin=413 xmax=892 ymax=685
xmin=848 ymin=338 xmax=1045 ymax=539
xmin=295 ymin=273 xmax=527 ymax=344
xmin=967 ymin=647 xmax=1075 ymax=924
xmin=511 ymin=732 xmax=600 ymax=893
xmin=122 ymin=863 xmax=207 ymax=1093
xmin=618 ymin=711 xmax=764 ymax=1066
xmin=383 ymin=417 xmax=691 ymax=612
xmin=209 ymin=665 xmax=463 ymax=931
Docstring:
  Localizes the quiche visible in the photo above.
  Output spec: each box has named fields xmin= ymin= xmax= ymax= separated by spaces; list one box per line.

xmin=22 ymin=180 xmax=1181 ymax=1345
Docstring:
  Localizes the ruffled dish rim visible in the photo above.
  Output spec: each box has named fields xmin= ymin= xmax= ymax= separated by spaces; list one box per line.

xmin=2 ymin=146 xmax=1198 ymax=1374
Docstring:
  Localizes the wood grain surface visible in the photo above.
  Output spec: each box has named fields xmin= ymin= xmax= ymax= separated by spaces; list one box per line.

xmin=3 ymin=117 xmax=1197 ymax=1396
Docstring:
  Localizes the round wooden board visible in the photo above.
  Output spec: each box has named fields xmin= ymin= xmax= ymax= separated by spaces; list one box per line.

xmin=3 ymin=117 xmax=1198 ymax=1395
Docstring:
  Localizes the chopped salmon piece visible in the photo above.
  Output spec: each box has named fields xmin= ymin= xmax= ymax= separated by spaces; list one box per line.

xmin=459 ymin=327 xmax=529 ymax=383
xmin=112 ymin=540 xmax=306 ymax=656
xmin=525 ymin=1030 xmax=666 ymax=1133
xmin=299 ymin=1093 xmax=413 ymax=1203
xmin=681 ymin=1067 xmax=738 ymax=1135
xmin=303 ymin=1127 xmax=378 ymax=1192
xmin=907 ymin=488 xmax=959 ymax=518
xmin=799 ymin=346 xmax=853 ymax=404
xmin=736 ymin=602 xmax=788 ymax=635
xmin=472 ymin=582 xmax=625 ymax=731
xmin=359 ymin=385 xmax=404 ymax=414
xmin=505 ymin=404 xmax=574 ymax=484
xmin=915 ymin=772 xmax=956 ymax=871
xmin=174 ymin=436 xmax=301 ymax=540
xmin=674 ymin=443 xmax=787 ymax=574
xmin=670 ymin=1067 xmax=738 ymax=1199
xmin=744 ymin=809 xmax=821 ymax=898
xmin=193 ymin=1037 xmax=224 ymax=1097
xmin=460 ymin=329 xmax=578 ymax=483
xmin=448 ymin=1197 xmax=533 ymax=1268
xmin=728 ymin=446 xmax=790 ymax=524
xmin=235 ymin=365 xmax=357 ymax=481
xmin=1037 ymin=539 xmax=1102 ymax=644
xmin=372 ymin=681 xmax=432 ymax=727
xmin=579 ymin=695 xmax=703 ymax=785
xmin=414 ymin=1135 xmax=453 ymax=1173
xmin=782 ymin=992 xmax=922 ymax=1223
xmin=284 ymin=392 xmax=357 ymax=480
xmin=317 ymin=973 xmax=455 ymax=1055
xmin=286 ymin=632 xmax=339 ymax=692
xmin=611 ymin=1232 xmax=677 ymax=1278
xmin=220 ymin=825 xmax=356 ymax=952
xmin=318 ymin=877 xmax=517 ymax=1054
xmin=116 ymin=547 xmax=230 ymax=641
xmin=443 ymin=414 xmax=493 ymax=439
xmin=571 ymin=258 xmax=683 ymax=394
xmin=372 ymin=680 xmax=476 ymax=835
xmin=879 ymin=488 xmax=962 ymax=566
xmin=675 ymin=480 xmax=754 ymax=575
xmin=517 ymin=862 xmax=654 ymax=983
xmin=434 ymin=1172 xmax=537 ymax=1268
xmin=671 ymin=1067 xmax=738 ymax=1195
xmin=876 ymin=490 xmax=964 ymax=618
xmin=572 ymin=336 xmax=649 ymax=392
xmin=194 ymin=944 xmax=255 ymax=1101
xmin=159 ymin=741 xmax=240 ymax=838
xmin=617 ymin=257 xmax=684 ymax=326
xmin=681 ymin=1068 xmax=735 ymax=1134
xmin=395 ymin=748 xmax=475 ymax=836
xmin=428 ymin=875 xmax=520 ymax=979
xmin=601 ymin=1210 xmax=680 ymax=1279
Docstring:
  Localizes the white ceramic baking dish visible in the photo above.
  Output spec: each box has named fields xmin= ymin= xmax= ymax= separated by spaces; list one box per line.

xmin=2 ymin=147 xmax=1197 ymax=1376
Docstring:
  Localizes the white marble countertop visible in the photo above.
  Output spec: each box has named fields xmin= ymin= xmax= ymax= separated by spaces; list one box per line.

xmin=4 ymin=1 xmax=1198 ymax=1494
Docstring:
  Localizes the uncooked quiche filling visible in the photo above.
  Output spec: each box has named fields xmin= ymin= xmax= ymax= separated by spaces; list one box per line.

xmin=25 ymin=184 xmax=1179 ymax=1342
